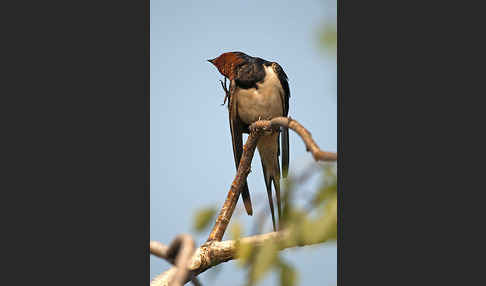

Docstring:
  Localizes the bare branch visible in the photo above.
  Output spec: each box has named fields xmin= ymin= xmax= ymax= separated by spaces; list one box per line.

xmin=150 ymin=201 xmax=336 ymax=286
xmin=150 ymin=235 xmax=201 ymax=286
xmin=206 ymin=126 xmax=267 ymax=242
xmin=149 ymin=232 xmax=285 ymax=286
xmin=207 ymin=117 xmax=335 ymax=242
xmin=269 ymin=117 xmax=337 ymax=162
xmin=150 ymin=241 xmax=170 ymax=260
xmin=150 ymin=116 xmax=337 ymax=285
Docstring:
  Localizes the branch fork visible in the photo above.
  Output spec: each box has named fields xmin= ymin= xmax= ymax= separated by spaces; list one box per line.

xmin=150 ymin=84 xmax=337 ymax=285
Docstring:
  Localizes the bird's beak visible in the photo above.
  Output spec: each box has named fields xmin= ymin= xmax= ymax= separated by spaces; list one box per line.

xmin=207 ymin=58 xmax=215 ymax=64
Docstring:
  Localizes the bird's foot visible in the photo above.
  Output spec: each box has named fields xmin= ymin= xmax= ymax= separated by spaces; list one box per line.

xmin=220 ymin=77 xmax=230 ymax=106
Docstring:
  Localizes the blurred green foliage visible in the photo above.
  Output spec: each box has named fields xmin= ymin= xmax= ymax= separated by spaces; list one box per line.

xmin=318 ymin=24 xmax=337 ymax=53
xmin=192 ymin=164 xmax=337 ymax=286
xmin=192 ymin=206 xmax=217 ymax=232
xmin=250 ymin=239 xmax=279 ymax=285
xmin=279 ymin=260 xmax=298 ymax=286
xmin=191 ymin=8 xmax=338 ymax=283
xmin=241 ymin=165 xmax=337 ymax=286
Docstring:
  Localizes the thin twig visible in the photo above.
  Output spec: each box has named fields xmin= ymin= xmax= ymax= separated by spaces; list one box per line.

xmin=151 ymin=115 xmax=337 ymax=285
xmin=150 ymin=235 xmax=201 ymax=286
xmin=150 ymin=200 xmax=336 ymax=286
xmin=150 ymin=241 xmax=170 ymax=260
xmin=206 ymin=124 xmax=268 ymax=242
xmin=207 ymin=117 xmax=335 ymax=242
xmin=269 ymin=117 xmax=337 ymax=161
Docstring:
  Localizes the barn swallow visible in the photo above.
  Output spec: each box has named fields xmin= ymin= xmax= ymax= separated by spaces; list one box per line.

xmin=209 ymin=51 xmax=290 ymax=231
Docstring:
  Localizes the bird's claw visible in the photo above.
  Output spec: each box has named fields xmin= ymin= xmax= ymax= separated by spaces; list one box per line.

xmin=220 ymin=78 xmax=230 ymax=106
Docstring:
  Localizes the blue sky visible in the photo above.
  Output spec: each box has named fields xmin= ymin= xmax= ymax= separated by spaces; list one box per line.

xmin=150 ymin=0 xmax=337 ymax=285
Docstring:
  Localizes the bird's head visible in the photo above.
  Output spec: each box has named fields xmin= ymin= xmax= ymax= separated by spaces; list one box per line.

xmin=208 ymin=52 xmax=245 ymax=80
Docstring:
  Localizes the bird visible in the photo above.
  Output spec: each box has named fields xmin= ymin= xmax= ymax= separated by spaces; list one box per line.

xmin=208 ymin=51 xmax=290 ymax=231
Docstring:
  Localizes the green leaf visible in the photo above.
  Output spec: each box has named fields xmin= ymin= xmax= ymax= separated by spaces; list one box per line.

xmin=230 ymin=221 xmax=243 ymax=240
xmin=301 ymin=216 xmax=321 ymax=244
xmin=313 ymin=196 xmax=338 ymax=242
xmin=313 ymin=183 xmax=337 ymax=206
xmin=232 ymin=220 xmax=252 ymax=267
xmin=250 ymin=240 xmax=279 ymax=284
xmin=280 ymin=263 xmax=298 ymax=286
xmin=318 ymin=24 xmax=337 ymax=52
xmin=192 ymin=207 xmax=216 ymax=232
xmin=236 ymin=241 xmax=253 ymax=267
xmin=310 ymin=165 xmax=337 ymax=207
xmin=280 ymin=176 xmax=295 ymax=225
xmin=282 ymin=209 xmax=307 ymax=247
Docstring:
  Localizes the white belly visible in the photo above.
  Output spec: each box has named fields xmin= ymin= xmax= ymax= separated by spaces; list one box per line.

xmin=236 ymin=65 xmax=284 ymax=125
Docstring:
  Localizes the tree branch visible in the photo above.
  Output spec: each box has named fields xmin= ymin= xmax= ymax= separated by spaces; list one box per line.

xmin=206 ymin=123 xmax=269 ymax=242
xmin=269 ymin=117 xmax=337 ymax=161
xmin=150 ymin=199 xmax=336 ymax=286
xmin=149 ymin=232 xmax=285 ymax=286
xmin=150 ymin=241 xmax=170 ymax=260
xmin=150 ymin=235 xmax=201 ymax=286
xmin=207 ymin=118 xmax=335 ymax=242
xmin=150 ymin=116 xmax=337 ymax=285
